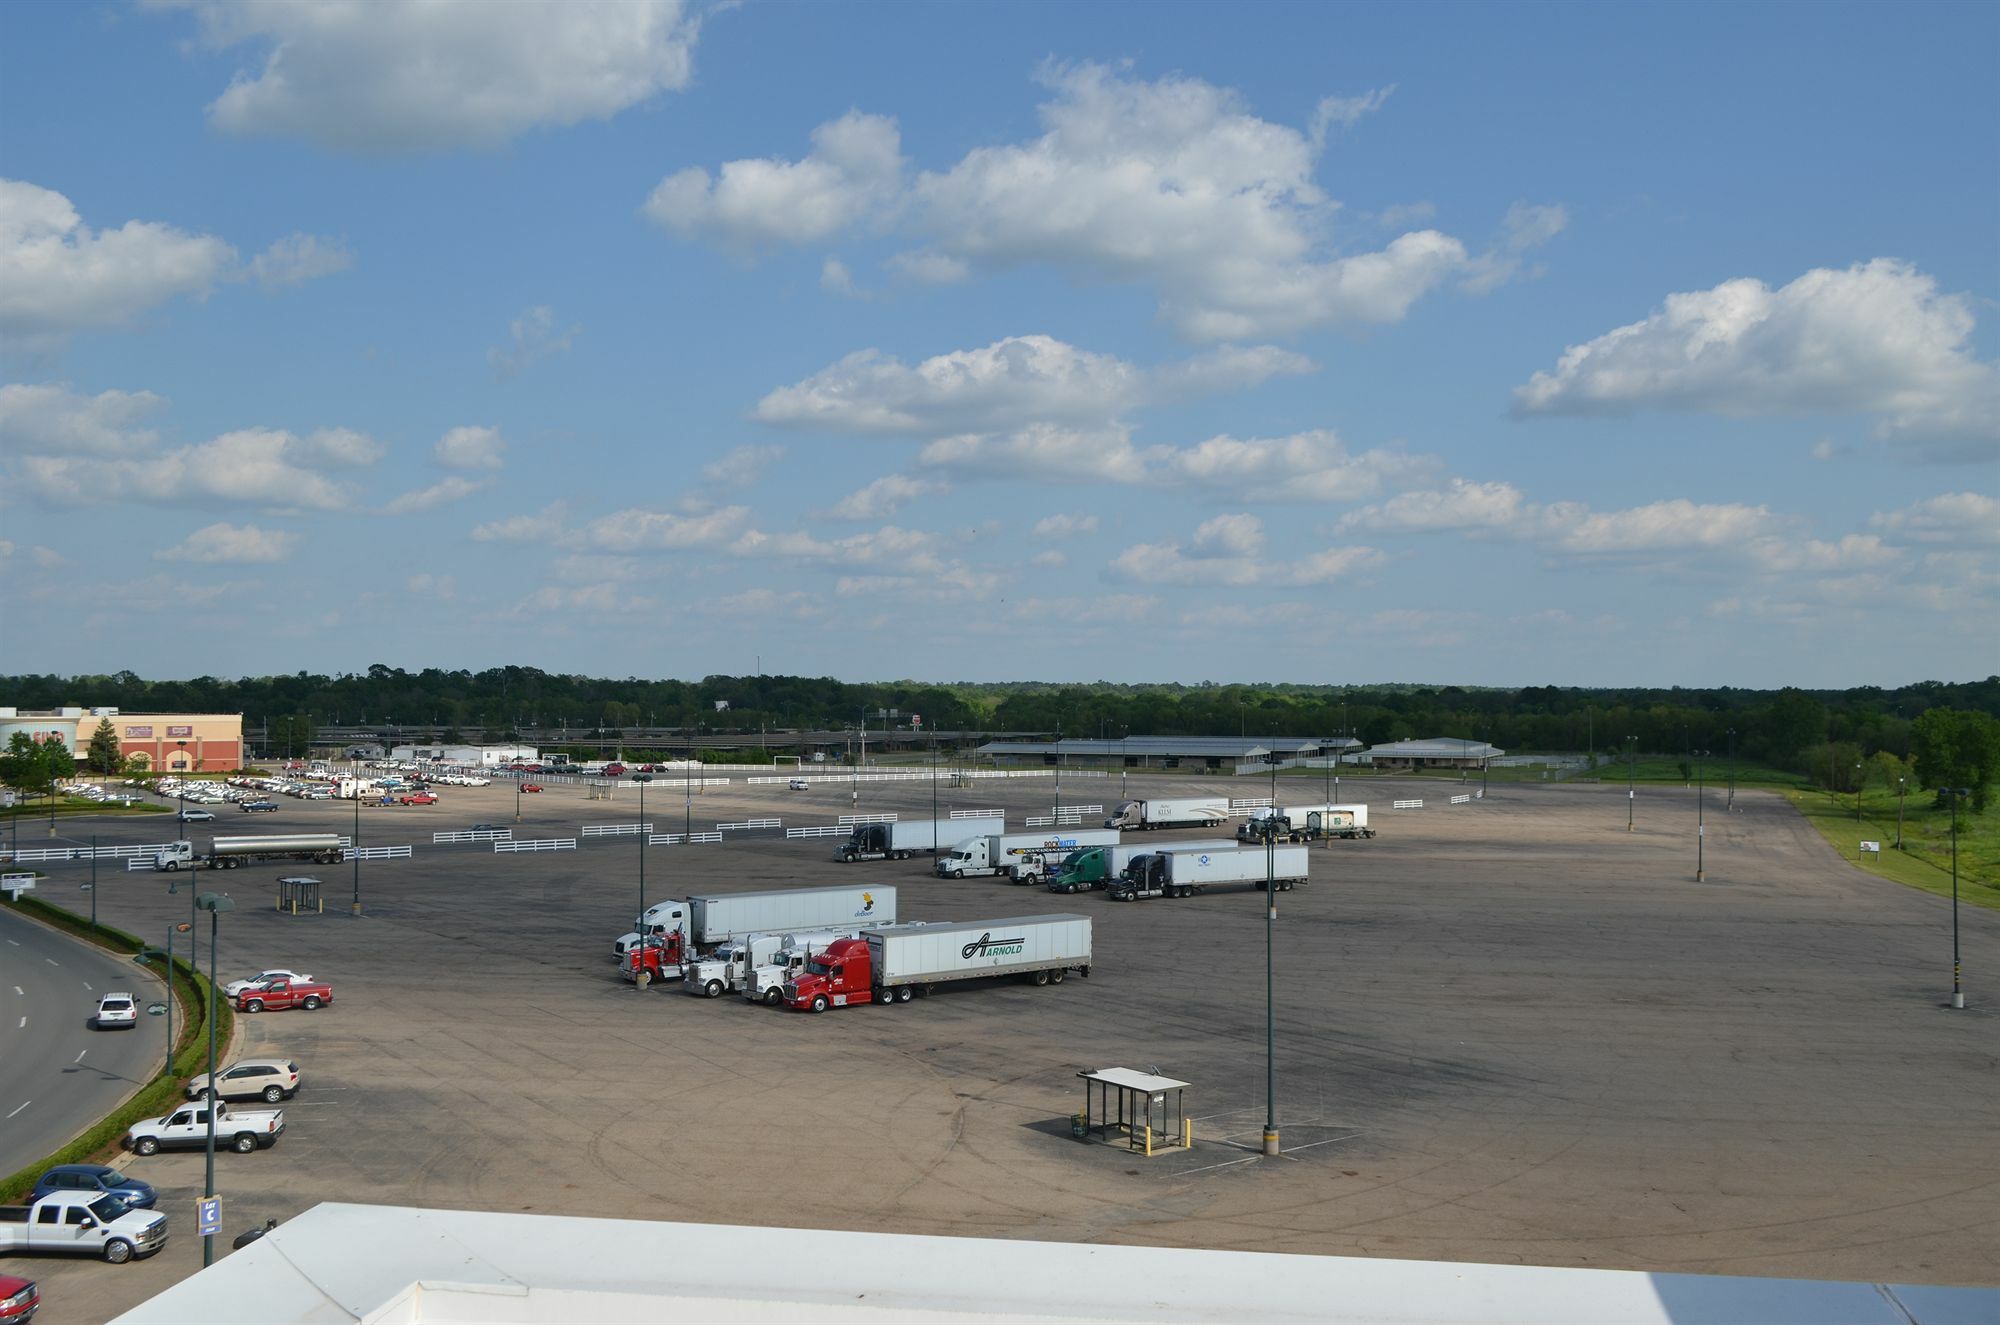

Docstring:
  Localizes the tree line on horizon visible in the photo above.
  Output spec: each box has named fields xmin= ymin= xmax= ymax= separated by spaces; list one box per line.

xmin=5 ymin=669 xmax=1997 ymax=808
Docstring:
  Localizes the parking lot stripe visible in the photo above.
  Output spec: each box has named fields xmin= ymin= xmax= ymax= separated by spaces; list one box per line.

xmin=5 ymin=1101 xmax=26 ymax=1119
xmin=74 ymin=1050 xmax=86 ymax=1063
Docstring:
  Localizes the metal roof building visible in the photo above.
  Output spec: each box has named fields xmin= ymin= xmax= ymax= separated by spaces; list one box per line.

xmin=113 ymin=1203 xmax=1999 ymax=1324
xmin=1360 ymin=736 xmax=1503 ymax=769
xmin=976 ymin=735 xmax=1364 ymax=771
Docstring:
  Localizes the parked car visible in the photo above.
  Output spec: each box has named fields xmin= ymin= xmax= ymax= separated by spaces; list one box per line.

xmin=520 ymin=783 xmax=542 ymax=793
xmin=93 ymin=994 xmax=137 ymax=1030
xmin=29 ymin=1165 xmax=157 ymax=1211
xmin=176 ymin=808 xmax=214 ymax=822
xmin=240 ymin=800 xmax=278 ymax=813
xmin=0 ymin=1192 xmax=168 ymax=1264
xmin=222 ymin=969 xmax=312 ymax=998
xmin=788 ymin=779 xmax=811 ymax=790
xmin=235 ymin=977 xmax=332 ymax=1013
xmin=0 ymin=1272 xmax=37 ymax=1321
xmin=126 ymin=1100 xmax=284 ymax=1155
xmin=185 ymin=1059 xmax=300 ymax=1103
xmin=399 ymin=792 xmax=437 ymax=806
xmin=469 ymin=823 xmax=500 ymax=833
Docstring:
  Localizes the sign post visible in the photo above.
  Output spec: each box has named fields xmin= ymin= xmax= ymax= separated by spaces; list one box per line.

xmin=197 ymin=1196 xmax=221 ymax=1238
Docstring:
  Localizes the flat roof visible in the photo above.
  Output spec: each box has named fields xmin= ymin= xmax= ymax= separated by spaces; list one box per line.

xmin=1081 ymin=1067 xmax=1190 ymax=1093
xmin=113 ymin=1203 xmax=2000 ymax=1325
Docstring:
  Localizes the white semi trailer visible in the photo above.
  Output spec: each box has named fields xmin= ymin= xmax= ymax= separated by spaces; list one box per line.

xmin=834 ymin=815 xmax=1002 ymax=863
xmin=613 ymin=884 xmax=896 ymax=963
xmin=1110 ymin=844 xmax=1310 ymax=900
xmin=1102 ymin=798 xmax=1228 ymax=831
xmin=934 ymin=828 xmax=1119 ymax=879
xmin=782 ymin=915 xmax=1093 ymax=1010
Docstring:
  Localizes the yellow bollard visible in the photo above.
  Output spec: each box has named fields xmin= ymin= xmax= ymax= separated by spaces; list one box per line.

xmin=1143 ymin=1125 xmax=1152 ymax=1157
xmin=1182 ymin=1118 xmax=1193 ymax=1149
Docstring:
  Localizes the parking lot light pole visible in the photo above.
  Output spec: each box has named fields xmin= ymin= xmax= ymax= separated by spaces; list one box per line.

xmin=1856 ymin=763 xmax=1864 ymax=824
xmin=1694 ymin=750 xmax=1708 ymax=882
xmin=632 ymin=774 xmax=652 ymax=931
xmin=1896 ymin=777 xmax=1906 ymax=850
xmin=1947 ymin=787 xmax=1967 ymax=1009
xmin=196 ymin=891 xmax=233 ymax=1268
xmin=1726 ymin=728 xmax=1737 ymax=810
xmin=351 ymin=787 xmax=361 ymax=916
xmin=1262 ymin=818 xmax=1279 ymax=1158
xmin=1626 ymin=736 xmax=1637 ymax=832
xmin=514 ymin=774 xmax=522 ymax=825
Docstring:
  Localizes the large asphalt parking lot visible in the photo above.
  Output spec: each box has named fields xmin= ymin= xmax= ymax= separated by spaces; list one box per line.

xmin=16 ymin=769 xmax=2000 ymax=1322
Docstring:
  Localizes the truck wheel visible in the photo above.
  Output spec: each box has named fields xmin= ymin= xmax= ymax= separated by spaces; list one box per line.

xmin=243 ymin=999 xmax=264 ymax=1013
xmin=895 ymin=985 xmax=913 ymax=1003
xmin=302 ymin=995 xmax=322 ymax=1010
xmin=134 ymin=1136 xmax=160 ymax=1156
xmin=1050 ymin=969 xmax=1066 ymax=984
xmin=810 ymin=994 xmax=829 ymax=1013
xmin=232 ymin=1132 xmax=257 ymax=1153
xmin=763 ymin=988 xmax=782 ymax=1006
xmin=1033 ymin=970 xmax=1050 ymax=986
xmin=104 ymin=1237 xmax=134 ymax=1264
xmin=164 ymin=861 xmax=178 ymax=872
xmin=263 ymin=1085 xmax=284 ymax=1102
xmin=703 ymin=980 xmax=723 ymax=998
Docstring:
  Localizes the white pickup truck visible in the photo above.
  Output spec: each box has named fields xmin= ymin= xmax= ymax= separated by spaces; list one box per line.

xmin=0 ymin=1192 xmax=169 ymax=1263
xmin=126 ymin=1099 xmax=285 ymax=1155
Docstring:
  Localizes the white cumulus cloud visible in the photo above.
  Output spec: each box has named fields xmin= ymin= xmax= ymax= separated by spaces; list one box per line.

xmin=488 ymin=306 xmax=578 ymax=379
xmin=1033 ymin=513 xmax=1099 ymax=538
xmin=434 ymin=425 xmax=506 ymax=471
xmin=0 ymin=178 xmax=235 ymax=341
xmin=383 ymin=475 xmax=489 ymax=515
xmin=155 ymin=0 xmax=702 ymax=152
xmin=1870 ymin=492 xmax=2000 ymax=545
xmin=0 ymin=382 xmax=166 ymax=454
xmin=20 ymin=426 xmax=378 ymax=510
xmin=825 ymin=474 xmax=945 ymax=520
xmin=154 ymin=522 xmax=298 ymax=564
xmin=645 ymin=110 xmax=903 ymax=249
xmin=1514 ymin=259 xmax=1998 ymax=447
xmin=471 ymin=502 xmax=569 ymax=543
xmin=247 ymin=232 xmax=353 ymax=288
xmin=1111 ymin=516 xmax=1382 ymax=587
xmin=700 ymin=444 xmax=783 ymax=489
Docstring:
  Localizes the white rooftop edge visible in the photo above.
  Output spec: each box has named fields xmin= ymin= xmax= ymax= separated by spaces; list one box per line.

xmin=111 ymin=1203 xmax=2000 ymax=1325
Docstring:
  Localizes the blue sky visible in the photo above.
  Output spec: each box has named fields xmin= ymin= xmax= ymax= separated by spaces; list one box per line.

xmin=1 ymin=0 xmax=1994 ymax=687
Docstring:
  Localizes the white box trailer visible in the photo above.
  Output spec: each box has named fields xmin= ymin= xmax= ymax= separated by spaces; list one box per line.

xmin=1046 ymin=839 xmax=1238 ymax=893
xmin=1111 ymin=844 xmax=1310 ymax=900
xmin=935 ymin=828 xmax=1119 ymax=879
xmin=614 ymin=884 xmax=896 ymax=961
xmin=835 ymin=815 xmax=1002 ymax=862
xmin=869 ymin=915 xmax=1092 ymax=988
xmin=1102 ymin=798 xmax=1228 ymax=831
xmin=1236 ymin=802 xmax=1372 ymax=842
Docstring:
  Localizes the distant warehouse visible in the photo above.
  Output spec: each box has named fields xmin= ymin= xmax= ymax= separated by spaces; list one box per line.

xmin=976 ymin=735 xmax=1363 ymax=772
xmin=1356 ymin=737 xmax=1503 ymax=769
xmin=389 ymin=744 xmax=538 ymax=766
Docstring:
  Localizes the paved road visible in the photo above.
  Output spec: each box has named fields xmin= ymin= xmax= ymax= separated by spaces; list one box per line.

xmin=0 ymin=899 xmax=169 ymax=1178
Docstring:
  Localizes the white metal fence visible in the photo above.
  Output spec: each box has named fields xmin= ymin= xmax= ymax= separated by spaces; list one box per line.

xmin=647 ymin=832 xmax=723 ymax=845
xmin=784 ymin=826 xmax=852 ymax=839
xmin=950 ymin=808 xmax=1004 ymax=819
xmin=432 ymin=829 xmax=513 ymax=844
xmin=494 ymin=838 xmax=577 ymax=853
xmin=838 ymin=813 xmax=897 ymax=825
xmin=343 ymin=846 xmax=413 ymax=861
xmin=1393 ymin=799 xmax=1423 ymax=809
xmin=1229 ymin=798 xmax=1274 ymax=811
xmin=716 ymin=818 xmax=782 ymax=831
xmin=580 ymin=823 xmax=654 ymax=838
xmin=1449 ymin=794 xmax=1471 ymax=805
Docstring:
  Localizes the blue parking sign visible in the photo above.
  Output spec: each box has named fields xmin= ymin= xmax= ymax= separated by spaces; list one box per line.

xmin=197 ymin=1196 xmax=221 ymax=1236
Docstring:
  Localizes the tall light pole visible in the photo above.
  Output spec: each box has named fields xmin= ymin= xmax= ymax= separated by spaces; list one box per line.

xmin=1947 ymin=787 xmax=1967 ymax=1010
xmin=1855 ymin=762 xmax=1864 ymax=824
xmin=1693 ymin=750 xmax=1709 ymax=882
xmin=632 ymin=773 xmax=652 ymax=936
xmin=163 ymin=920 xmax=190 ymax=1080
xmin=350 ymin=784 xmax=361 ymax=916
xmin=1896 ymin=776 xmax=1906 ymax=850
xmin=1262 ymin=814 xmax=1279 ymax=1158
xmin=1725 ymin=728 xmax=1736 ymax=810
xmin=196 ymin=890 xmax=233 ymax=1268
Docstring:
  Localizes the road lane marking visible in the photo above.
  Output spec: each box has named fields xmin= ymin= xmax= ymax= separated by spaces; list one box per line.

xmin=44 ymin=958 xmax=59 ymax=966
xmin=11 ymin=987 xmax=20 ymax=996
xmin=75 ymin=1050 xmax=87 ymax=1063
xmin=5 ymin=1101 xmax=27 ymax=1119
xmin=16 ymin=1017 xmax=23 ymax=1029
xmin=5 ymin=939 xmax=17 ymax=946
xmin=83 ymin=981 xmax=92 ymax=991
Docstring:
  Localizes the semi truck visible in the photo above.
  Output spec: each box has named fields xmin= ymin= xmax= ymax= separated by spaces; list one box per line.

xmin=684 ymin=928 xmax=855 ymax=998
xmin=783 ymin=915 xmax=1092 ymax=1011
xmin=834 ymin=814 xmax=1001 ymax=863
xmin=615 ymin=884 xmax=896 ymax=975
xmin=1046 ymin=839 xmax=1237 ymax=893
xmin=934 ymin=828 xmax=1118 ymax=879
xmin=1110 ymin=844 xmax=1310 ymax=900
xmin=1102 ymin=798 xmax=1228 ymax=831
xmin=1236 ymin=803 xmax=1372 ymax=842
xmin=152 ymin=835 xmax=345 ymax=871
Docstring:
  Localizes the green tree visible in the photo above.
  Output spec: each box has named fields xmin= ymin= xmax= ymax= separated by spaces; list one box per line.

xmin=1910 ymin=708 xmax=2000 ymax=813
xmin=268 ymin=713 xmax=317 ymax=758
xmin=0 ymin=731 xmax=77 ymax=804
xmin=85 ymin=717 xmax=122 ymax=774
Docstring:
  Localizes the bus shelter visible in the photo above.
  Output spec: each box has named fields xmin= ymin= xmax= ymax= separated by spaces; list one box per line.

xmin=1074 ymin=1067 xmax=1191 ymax=1155
xmin=277 ymin=876 xmax=323 ymax=915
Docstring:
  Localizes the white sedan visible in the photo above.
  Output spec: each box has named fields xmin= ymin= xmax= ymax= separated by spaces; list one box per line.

xmin=94 ymin=993 xmax=139 ymax=1029
xmin=222 ymin=969 xmax=313 ymax=998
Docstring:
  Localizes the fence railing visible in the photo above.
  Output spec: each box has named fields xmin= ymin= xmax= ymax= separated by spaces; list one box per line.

xmin=717 ymin=818 xmax=782 ymax=831
xmin=432 ymin=829 xmax=513 ymax=844
xmin=1229 ymin=798 xmax=1274 ymax=810
xmin=785 ymin=826 xmax=851 ymax=839
xmin=838 ymin=813 xmax=897 ymax=825
xmin=648 ymin=832 xmax=723 ymax=845
xmin=580 ymin=823 xmax=654 ymax=838
xmin=950 ymin=808 xmax=1004 ymax=819
xmin=343 ymin=845 xmax=413 ymax=861
xmin=1393 ymin=799 xmax=1423 ymax=810
xmin=1449 ymin=794 xmax=1471 ymax=805
xmin=494 ymin=838 xmax=577 ymax=853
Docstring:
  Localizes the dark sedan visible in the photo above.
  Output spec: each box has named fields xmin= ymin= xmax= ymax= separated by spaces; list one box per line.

xmin=30 ymin=1163 xmax=158 ymax=1210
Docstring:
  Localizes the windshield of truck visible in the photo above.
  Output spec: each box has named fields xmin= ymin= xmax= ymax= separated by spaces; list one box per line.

xmin=1113 ymin=802 xmax=1136 ymax=817
xmin=805 ymin=958 xmax=831 ymax=975
xmin=88 ymin=1195 xmax=130 ymax=1222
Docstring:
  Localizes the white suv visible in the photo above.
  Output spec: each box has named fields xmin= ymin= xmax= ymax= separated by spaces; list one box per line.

xmin=94 ymin=993 xmax=139 ymax=1029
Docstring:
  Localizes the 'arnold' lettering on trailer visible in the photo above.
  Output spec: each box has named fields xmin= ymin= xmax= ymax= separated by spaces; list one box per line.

xmin=961 ymin=932 xmax=1026 ymax=959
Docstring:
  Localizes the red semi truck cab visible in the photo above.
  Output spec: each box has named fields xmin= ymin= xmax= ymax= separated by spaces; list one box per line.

xmin=621 ymin=931 xmax=690 ymax=986
xmin=783 ymin=937 xmax=873 ymax=1011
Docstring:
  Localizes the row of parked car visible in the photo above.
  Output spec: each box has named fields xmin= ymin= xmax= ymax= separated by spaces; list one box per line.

xmin=58 ymin=781 xmax=141 ymax=808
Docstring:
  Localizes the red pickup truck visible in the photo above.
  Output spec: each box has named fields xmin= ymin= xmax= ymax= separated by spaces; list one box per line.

xmin=235 ymin=978 xmax=333 ymax=1013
